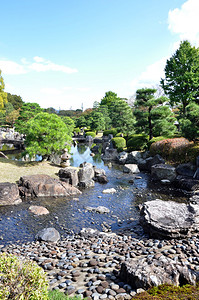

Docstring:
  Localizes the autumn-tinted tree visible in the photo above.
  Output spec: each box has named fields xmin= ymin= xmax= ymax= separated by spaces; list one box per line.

xmin=0 ymin=70 xmax=7 ymax=114
xmin=161 ymin=40 xmax=199 ymax=114
xmin=23 ymin=112 xmax=72 ymax=159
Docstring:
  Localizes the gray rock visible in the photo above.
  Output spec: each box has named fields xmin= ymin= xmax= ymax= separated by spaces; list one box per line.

xmin=126 ymin=151 xmax=143 ymax=164
xmin=120 ymin=256 xmax=197 ymax=290
xmin=0 ymin=182 xmax=22 ymax=206
xmin=151 ymin=164 xmax=176 ymax=182
xmin=139 ymin=154 xmax=165 ymax=171
xmin=176 ymin=163 xmax=196 ymax=178
xmin=78 ymin=162 xmax=95 ymax=188
xmin=123 ymin=164 xmax=140 ymax=174
xmin=18 ymin=174 xmax=81 ymax=198
xmin=117 ymin=152 xmax=128 ymax=165
xmin=85 ymin=206 xmax=110 ymax=214
xmin=140 ymin=199 xmax=199 ymax=239
xmin=102 ymin=148 xmax=118 ymax=161
xmin=36 ymin=227 xmax=60 ymax=243
xmin=58 ymin=167 xmax=79 ymax=186
xmin=174 ymin=176 xmax=199 ymax=191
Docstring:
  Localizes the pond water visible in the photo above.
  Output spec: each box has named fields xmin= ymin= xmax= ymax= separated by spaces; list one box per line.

xmin=0 ymin=144 xmax=188 ymax=246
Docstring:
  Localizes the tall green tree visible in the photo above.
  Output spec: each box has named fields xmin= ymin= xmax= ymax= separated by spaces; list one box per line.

xmin=61 ymin=116 xmax=75 ymax=136
xmin=179 ymin=102 xmax=199 ymax=140
xmin=0 ymin=70 xmax=7 ymax=114
xmin=161 ymin=40 xmax=199 ymax=114
xmin=15 ymin=102 xmax=43 ymax=132
xmin=100 ymin=91 xmax=118 ymax=108
xmin=23 ymin=112 xmax=72 ymax=159
xmin=7 ymin=93 xmax=24 ymax=110
xmin=109 ymin=98 xmax=135 ymax=135
xmin=134 ymin=88 xmax=176 ymax=139
xmin=86 ymin=110 xmax=106 ymax=132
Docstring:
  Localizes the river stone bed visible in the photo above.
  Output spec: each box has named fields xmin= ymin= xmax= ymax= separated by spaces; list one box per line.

xmin=2 ymin=231 xmax=199 ymax=299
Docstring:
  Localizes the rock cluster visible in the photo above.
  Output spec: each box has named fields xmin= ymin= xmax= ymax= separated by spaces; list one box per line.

xmin=59 ymin=163 xmax=108 ymax=189
xmin=0 ymin=182 xmax=22 ymax=206
xmin=2 ymin=230 xmax=199 ymax=299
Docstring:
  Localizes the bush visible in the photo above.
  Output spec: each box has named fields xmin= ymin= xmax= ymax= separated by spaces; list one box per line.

xmin=126 ymin=134 xmax=148 ymax=151
xmin=103 ymin=128 xmax=117 ymax=137
xmin=85 ymin=131 xmax=96 ymax=138
xmin=0 ymin=253 xmax=48 ymax=299
xmin=48 ymin=290 xmax=83 ymax=299
xmin=147 ymin=136 xmax=168 ymax=148
xmin=73 ymin=127 xmax=80 ymax=134
xmin=115 ymin=132 xmax=124 ymax=137
xmin=111 ymin=137 xmax=126 ymax=151
xmin=149 ymin=137 xmax=195 ymax=163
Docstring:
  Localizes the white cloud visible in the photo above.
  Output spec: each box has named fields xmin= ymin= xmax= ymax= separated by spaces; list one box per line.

xmin=0 ymin=60 xmax=27 ymax=75
xmin=40 ymin=87 xmax=63 ymax=95
xmin=0 ymin=57 xmax=78 ymax=75
xmin=130 ymin=57 xmax=167 ymax=92
xmin=76 ymin=87 xmax=91 ymax=92
xmin=168 ymin=0 xmax=199 ymax=45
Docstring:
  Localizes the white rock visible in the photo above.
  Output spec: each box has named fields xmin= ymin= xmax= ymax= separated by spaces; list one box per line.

xmin=102 ymin=188 xmax=116 ymax=194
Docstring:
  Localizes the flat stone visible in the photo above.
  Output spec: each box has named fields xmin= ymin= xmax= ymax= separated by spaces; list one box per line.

xmin=29 ymin=205 xmax=49 ymax=215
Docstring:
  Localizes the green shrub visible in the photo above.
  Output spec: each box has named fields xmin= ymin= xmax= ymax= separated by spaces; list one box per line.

xmin=0 ymin=253 xmax=48 ymax=299
xmin=126 ymin=134 xmax=148 ymax=151
xmin=115 ymin=132 xmax=124 ymax=137
xmin=85 ymin=131 xmax=96 ymax=138
xmin=103 ymin=128 xmax=117 ymax=137
xmin=111 ymin=137 xmax=126 ymax=151
xmin=149 ymin=137 xmax=195 ymax=163
xmin=48 ymin=290 xmax=83 ymax=299
xmin=73 ymin=127 xmax=80 ymax=134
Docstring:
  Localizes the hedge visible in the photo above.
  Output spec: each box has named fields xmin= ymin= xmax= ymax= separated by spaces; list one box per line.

xmin=111 ymin=137 xmax=126 ymax=151
xmin=85 ymin=131 xmax=96 ymax=138
xmin=126 ymin=134 xmax=148 ymax=151
xmin=103 ymin=129 xmax=117 ymax=137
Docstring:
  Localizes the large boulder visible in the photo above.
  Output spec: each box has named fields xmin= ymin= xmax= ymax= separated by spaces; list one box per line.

xmin=126 ymin=151 xmax=143 ymax=164
xmin=36 ymin=227 xmax=60 ymax=243
xmin=151 ymin=164 xmax=176 ymax=182
xmin=174 ymin=176 xmax=199 ymax=191
xmin=58 ymin=167 xmax=79 ymax=186
xmin=139 ymin=154 xmax=165 ymax=171
xmin=140 ymin=199 xmax=199 ymax=239
xmin=94 ymin=167 xmax=108 ymax=184
xmin=102 ymin=148 xmax=118 ymax=161
xmin=0 ymin=182 xmax=22 ymax=206
xmin=123 ymin=164 xmax=140 ymax=174
xmin=176 ymin=163 xmax=196 ymax=178
xmin=78 ymin=162 xmax=95 ymax=188
xmin=120 ymin=256 xmax=197 ymax=290
xmin=18 ymin=174 xmax=81 ymax=198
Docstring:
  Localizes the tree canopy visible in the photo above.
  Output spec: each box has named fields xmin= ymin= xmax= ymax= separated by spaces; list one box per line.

xmin=161 ymin=40 xmax=199 ymax=114
xmin=7 ymin=93 xmax=24 ymax=110
xmin=23 ymin=112 xmax=72 ymax=159
xmin=0 ymin=70 xmax=7 ymax=113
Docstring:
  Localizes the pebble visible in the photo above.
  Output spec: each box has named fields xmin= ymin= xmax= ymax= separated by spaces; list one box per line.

xmin=2 ymin=230 xmax=199 ymax=298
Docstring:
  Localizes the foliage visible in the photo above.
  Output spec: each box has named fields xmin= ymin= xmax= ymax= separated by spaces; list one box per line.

xmin=15 ymin=102 xmax=43 ymax=133
xmin=0 ymin=70 xmax=8 ymax=113
xmin=48 ymin=290 xmax=83 ymax=300
xmin=74 ymin=127 xmax=81 ymax=134
xmin=44 ymin=107 xmax=57 ymax=114
xmin=61 ymin=116 xmax=75 ymax=136
xmin=85 ymin=131 xmax=96 ymax=138
xmin=161 ymin=40 xmax=199 ymax=115
xmin=86 ymin=110 xmax=106 ymax=132
xmin=0 ymin=252 xmax=48 ymax=300
xmin=75 ymin=115 xmax=87 ymax=128
xmin=103 ymin=128 xmax=118 ymax=136
xmin=149 ymin=137 xmax=194 ymax=163
xmin=7 ymin=92 xmax=24 ymax=110
xmin=97 ymin=105 xmax=111 ymax=129
xmin=126 ymin=134 xmax=149 ymax=151
xmin=100 ymin=91 xmax=118 ymax=108
xmin=132 ymin=283 xmax=199 ymax=299
xmin=111 ymin=137 xmax=126 ymax=151
xmin=109 ymin=98 xmax=135 ymax=135
xmin=147 ymin=136 xmax=169 ymax=148
xmin=134 ymin=88 xmax=175 ymax=140
xmin=23 ymin=112 xmax=72 ymax=159
xmin=116 ymin=132 xmax=124 ymax=137
xmin=179 ymin=102 xmax=199 ymax=140
xmin=6 ymin=109 xmax=20 ymax=126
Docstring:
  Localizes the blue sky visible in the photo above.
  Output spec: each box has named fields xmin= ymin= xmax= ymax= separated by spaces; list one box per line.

xmin=0 ymin=0 xmax=199 ymax=110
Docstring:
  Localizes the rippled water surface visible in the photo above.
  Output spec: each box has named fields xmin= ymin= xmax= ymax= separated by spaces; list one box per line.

xmin=0 ymin=144 xmax=188 ymax=245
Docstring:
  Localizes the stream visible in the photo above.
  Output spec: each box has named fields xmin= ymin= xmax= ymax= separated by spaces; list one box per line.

xmin=0 ymin=143 xmax=188 ymax=246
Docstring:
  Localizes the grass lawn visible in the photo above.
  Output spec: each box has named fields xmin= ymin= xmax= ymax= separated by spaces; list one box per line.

xmin=0 ymin=158 xmax=60 ymax=183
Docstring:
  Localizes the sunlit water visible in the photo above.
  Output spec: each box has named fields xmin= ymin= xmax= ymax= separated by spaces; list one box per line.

xmin=0 ymin=144 xmax=188 ymax=245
